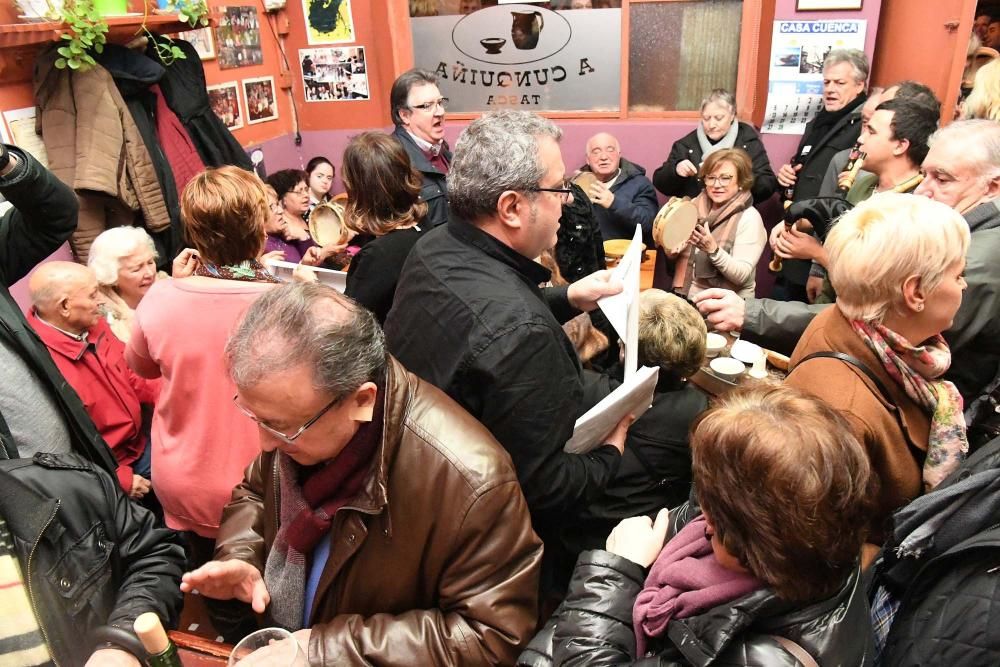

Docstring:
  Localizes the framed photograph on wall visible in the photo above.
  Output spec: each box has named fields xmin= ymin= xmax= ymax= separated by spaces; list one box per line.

xmin=216 ymin=6 xmax=264 ymax=69
xmin=302 ymin=0 xmax=356 ymax=45
xmin=299 ymin=46 xmax=369 ymax=102
xmin=181 ymin=27 xmax=216 ymax=60
xmin=796 ymin=0 xmax=863 ymax=9
xmin=207 ymin=82 xmax=244 ymax=130
xmin=243 ymin=76 xmax=279 ymax=124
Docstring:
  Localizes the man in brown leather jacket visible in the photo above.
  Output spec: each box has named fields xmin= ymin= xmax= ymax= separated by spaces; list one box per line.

xmin=181 ymin=283 xmax=543 ymax=666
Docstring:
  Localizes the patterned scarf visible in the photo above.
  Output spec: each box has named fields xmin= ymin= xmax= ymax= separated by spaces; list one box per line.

xmin=0 ymin=515 xmax=52 ymax=666
xmin=851 ymin=321 xmax=968 ymax=489
xmin=632 ymin=516 xmax=763 ymax=658
xmin=193 ymin=258 xmax=282 ymax=283
xmin=672 ymin=189 xmax=752 ymax=296
xmin=263 ymin=384 xmax=384 ymax=630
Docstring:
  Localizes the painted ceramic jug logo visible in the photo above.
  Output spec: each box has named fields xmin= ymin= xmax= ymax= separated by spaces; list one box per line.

xmin=452 ymin=4 xmax=571 ymax=65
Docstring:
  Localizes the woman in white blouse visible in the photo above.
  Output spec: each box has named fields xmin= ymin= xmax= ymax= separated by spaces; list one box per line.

xmin=668 ymin=148 xmax=766 ymax=299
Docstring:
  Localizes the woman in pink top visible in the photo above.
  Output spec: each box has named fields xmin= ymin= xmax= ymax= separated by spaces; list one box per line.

xmin=127 ymin=166 xmax=281 ymax=563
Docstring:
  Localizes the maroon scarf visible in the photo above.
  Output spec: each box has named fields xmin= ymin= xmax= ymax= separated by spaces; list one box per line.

xmin=632 ymin=516 xmax=763 ymax=657
xmin=286 ymin=381 xmax=385 ymax=553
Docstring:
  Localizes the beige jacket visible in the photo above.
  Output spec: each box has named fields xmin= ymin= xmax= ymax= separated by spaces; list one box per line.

xmin=33 ymin=47 xmax=171 ymax=263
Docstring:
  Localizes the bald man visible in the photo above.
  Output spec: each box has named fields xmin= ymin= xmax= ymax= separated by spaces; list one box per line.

xmin=28 ymin=262 xmax=158 ymax=498
xmin=579 ymin=132 xmax=659 ymax=243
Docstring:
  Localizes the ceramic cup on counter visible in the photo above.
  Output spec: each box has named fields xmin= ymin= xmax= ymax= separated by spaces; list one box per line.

xmin=709 ymin=356 xmax=745 ymax=382
xmin=706 ymin=332 xmax=727 ymax=358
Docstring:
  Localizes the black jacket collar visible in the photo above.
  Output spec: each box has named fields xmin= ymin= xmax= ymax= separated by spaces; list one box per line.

xmin=446 ymin=218 xmax=551 ymax=286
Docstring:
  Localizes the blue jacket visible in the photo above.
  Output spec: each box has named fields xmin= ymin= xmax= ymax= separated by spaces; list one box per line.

xmin=580 ymin=158 xmax=659 ymax=244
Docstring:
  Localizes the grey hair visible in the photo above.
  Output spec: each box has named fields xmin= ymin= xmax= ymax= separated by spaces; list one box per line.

xmin=390 ymin=68 xmax=439 ymax=126
xmin=823 ymin=48 xmax=870 ymax=84
xmin=447 ymin=110 xmax=563 ymax=222
xmin=700 ymin=89 xmax=736 ymax=114
xmin=87 ymin=226 xmax=158 ymax=286
xmin=225 ymin=283 xmax=387 ymax=397
xmin=927 ymin=119 xmax=1000 ymax=180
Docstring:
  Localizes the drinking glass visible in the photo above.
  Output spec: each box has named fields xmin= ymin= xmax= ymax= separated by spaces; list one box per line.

xmin=227 ymin=628 xmax=306 ymax=667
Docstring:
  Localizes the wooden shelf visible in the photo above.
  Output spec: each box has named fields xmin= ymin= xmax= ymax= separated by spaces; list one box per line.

xmin=0 ymin=12 xmax=216 ymax=50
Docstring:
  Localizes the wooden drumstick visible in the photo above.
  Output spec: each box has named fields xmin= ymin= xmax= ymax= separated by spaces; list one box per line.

xmin=768 ymin=201 xmax=794 ymax=273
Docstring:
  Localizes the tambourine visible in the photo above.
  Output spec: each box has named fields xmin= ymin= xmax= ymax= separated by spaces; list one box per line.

xmin=651 ymin=198 xmax=699 ymax=251
xmin=309 ymin=201 xmax=348 ymax=247
xmin=571 ymin=171 xmax=600 ymax=203
xmin=604 ymin=239 xmax=646 ymax=262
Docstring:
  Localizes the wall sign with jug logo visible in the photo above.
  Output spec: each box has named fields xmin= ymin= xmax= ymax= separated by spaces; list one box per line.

xmin=411 ymin=3 xmax=621 ymax=113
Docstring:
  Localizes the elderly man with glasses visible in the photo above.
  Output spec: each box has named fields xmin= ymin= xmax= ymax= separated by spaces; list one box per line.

xmin=384 ymin=111 xmax=628 ymax=592
xmin=183 ymin=283 xmax=543 ymax=665
xmin=390 ymin=68 xmax=453 ymax=228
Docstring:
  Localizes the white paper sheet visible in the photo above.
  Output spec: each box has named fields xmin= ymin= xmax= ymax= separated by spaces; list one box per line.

xmin=597 ymin=225 xmax=642 ymax=379
xmin=264 ymin=259 xmax=347 ymax=292
xmin=564 ymin=365 xmax=659 ymax=454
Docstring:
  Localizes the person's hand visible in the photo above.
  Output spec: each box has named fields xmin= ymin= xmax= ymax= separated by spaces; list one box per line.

xmin=567 ymin=269 xmax=623 ymax=312
xmin=301 ymin=243 xmax=347 ymax=267
xmin=85 ymin=648 xmax=141 ymax=667
xmin=602 ymin=413 xmax=634 ymax=454
xmin=181 ymin=560 xmax=270 ymax=612
xmin=606 ymin=508 xmax=670 ymax=568
xmin=768 ymin=220 xmax=787 ymax=252
xmin=776 ymin=162 xmax=801 ymax=188
xmin=675 ymin=159 xmax=698 ymax=178
xmin=806 ymin=275 xmax=824 ymax=304
xmin=259 ymin=250 xmax=285 ymax=266
xmin=129 ymin=474 xmax=151 ymax=500
xmin=282 ymin=218 xmax=310 ymax=242
xmin=773 ymin=225 xmax=822 ymax=261
xmin=688 ymin=222 xmax=718 ymax=254
xmin=588 ymin=181 xmax=615 ymax=209
xmin=692 ymin=288 xmax=745 ymax=332
xmin=171 ymin=248 xmax=200 ymax=278
xmin=233 ymin=630 xmax=311 ymax=667
xmin=292 ymin=264 xmax=318 ymax=283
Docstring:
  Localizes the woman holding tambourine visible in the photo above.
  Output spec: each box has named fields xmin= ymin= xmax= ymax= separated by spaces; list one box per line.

xmin=657 ymin=148 xmax=767 ymax=300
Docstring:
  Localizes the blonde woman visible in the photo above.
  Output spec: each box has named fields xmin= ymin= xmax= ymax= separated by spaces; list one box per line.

xmin=963 ymin=58 xmax=1000 ymax=121
xmin=787 ymin=192 xmax=970 ymax=556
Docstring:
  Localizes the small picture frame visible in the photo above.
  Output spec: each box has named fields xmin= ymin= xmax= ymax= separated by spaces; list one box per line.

xmin=796 ymin=0 xmax=863 ymax=9
xmin=182 ymin=27 xmax=216 ymax=60
xmin=206 ymin=81 xmax=243 ymax=131
xmin=243 ymin=76 xmax=279 ymax=124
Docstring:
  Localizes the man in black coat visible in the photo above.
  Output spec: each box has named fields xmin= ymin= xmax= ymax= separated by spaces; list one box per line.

xmin=0 ymin=454 xmax=185 ymax=666
xmin=774 ymin=48 xmax=869 ymax=302
xmin=385 ymin=111 xmax=628 ymax=553
xmin=577 ymin=132 xmax=659 ymax=243
xmin=390 ymin=68 xmax=452 ymax=228
xmin=0 ymin=142 xmax=117 ymax=474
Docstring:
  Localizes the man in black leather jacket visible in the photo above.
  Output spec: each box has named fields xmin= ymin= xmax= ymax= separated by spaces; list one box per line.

xmin=0 ymin=453 xmax=185 ymax=666
xmin=0 ymin=142 xmax=117 ymax=473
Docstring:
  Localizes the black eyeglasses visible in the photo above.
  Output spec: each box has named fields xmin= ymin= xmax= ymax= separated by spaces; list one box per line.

xmin=409 ymin=97 xmax=449 ymax=112
xmin=233 ymin=392 xmax=343 ymax=443
xmin=527 ymin=179 xmax=574 ymax=203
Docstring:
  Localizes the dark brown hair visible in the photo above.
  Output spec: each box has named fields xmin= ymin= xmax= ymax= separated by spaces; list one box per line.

xmin=342 ymin=131 xmax=427 ymax=236
xmin=699 ymin=148 xmax=754 ymax=192
xmin=691 ymin=384 xmax=872 ymax=602
xmin=181 ymin=166 xmax=267 ymax=266
xmin=266 ymin=169 xmax=308 ymax=201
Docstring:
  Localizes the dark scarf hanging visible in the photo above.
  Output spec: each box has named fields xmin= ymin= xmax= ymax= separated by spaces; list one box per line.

xmin=798 ymin=93 xmax=867 ymax=161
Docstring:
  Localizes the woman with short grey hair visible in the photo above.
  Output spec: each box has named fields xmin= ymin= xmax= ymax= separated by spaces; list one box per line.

xmin=652 ymin=88 xmax=777 ymax=204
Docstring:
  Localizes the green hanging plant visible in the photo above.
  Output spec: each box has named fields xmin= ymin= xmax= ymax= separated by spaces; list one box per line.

xmin=164 ymin=0 xmax=210 ymax=28
xmin=54 ymin=0 xmax=108 ymax=71
xmin=145 ymin=30 xmax=186 ymax=65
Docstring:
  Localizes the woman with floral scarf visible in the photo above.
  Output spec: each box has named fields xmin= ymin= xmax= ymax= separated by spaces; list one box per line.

xmin=787 ymin=191 xmax=971 ymax=562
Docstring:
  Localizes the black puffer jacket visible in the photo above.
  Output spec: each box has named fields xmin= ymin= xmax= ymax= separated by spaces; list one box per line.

xmin=653 ymin=122 xmax=778 ymax=205
xmin=872 ymin=436 xmax=1000 ymax=666
xmin=522 ymin=509 xmax=873 ymax=666
xmin=556 ymin=181 xmax=605 ymax=283
xmin=0 ymin=454 xmax=185 ymax=666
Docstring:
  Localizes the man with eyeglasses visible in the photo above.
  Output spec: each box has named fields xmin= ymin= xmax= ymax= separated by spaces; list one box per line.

xmin=183 ymin=283 xmax=543 ymax=665
xmin=385 ymin=111 xmax=627 ymax=590
xmin=578 ymin=132 xmax=658 ymax=243
xmin=390 ymin=68 xmax=452 ymax=228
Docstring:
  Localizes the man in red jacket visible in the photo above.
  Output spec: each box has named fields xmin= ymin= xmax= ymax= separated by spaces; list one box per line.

xmin=27 ymin=261 xmax=158 ymax=499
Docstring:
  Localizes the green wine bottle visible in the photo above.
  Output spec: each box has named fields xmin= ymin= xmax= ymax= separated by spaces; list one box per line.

xmin=134 ymin=612 xmax=183 ymax=667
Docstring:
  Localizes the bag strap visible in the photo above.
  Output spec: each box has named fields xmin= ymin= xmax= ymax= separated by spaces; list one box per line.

xmin=789 ymin=351 xmax=913 ymax=449
xmin=767 ymin=635 xmax=820 ymax=667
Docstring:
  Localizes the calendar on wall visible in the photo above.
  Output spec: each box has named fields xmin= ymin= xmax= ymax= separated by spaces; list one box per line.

xmin=762 ymin=19 xmax=867 ymax=135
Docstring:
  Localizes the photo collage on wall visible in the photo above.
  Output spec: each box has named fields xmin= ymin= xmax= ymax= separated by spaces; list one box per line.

xmin=215 ymin=6 xmax=264 ymax=70
xmin=300 ymin=47 xmax=368 ymax=102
